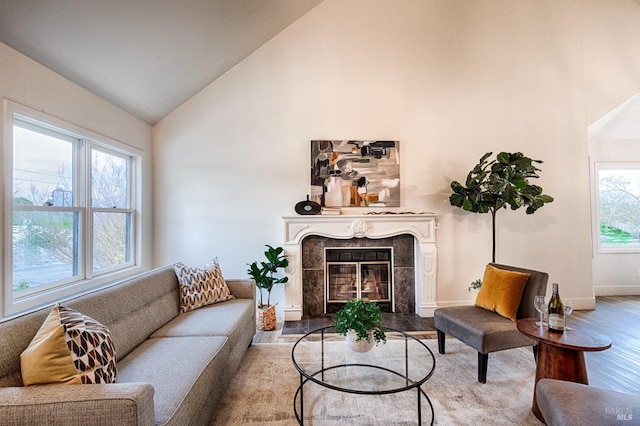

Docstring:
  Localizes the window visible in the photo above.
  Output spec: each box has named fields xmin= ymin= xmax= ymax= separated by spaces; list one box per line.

xmin=91 ymin=148 xmax=132 ymax=273
xmin=595 ymin=162 xmax=640 ymax=253
xmin=3 ymin=101 xmax=141 ymax=316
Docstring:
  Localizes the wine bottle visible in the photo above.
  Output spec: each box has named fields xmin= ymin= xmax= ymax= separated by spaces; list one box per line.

xmin=547 ymin=282 xmax=565 ymax=333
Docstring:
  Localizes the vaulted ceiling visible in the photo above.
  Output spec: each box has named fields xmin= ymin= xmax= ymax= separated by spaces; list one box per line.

xmin=0 ymin=0 xmax=323 ymax=124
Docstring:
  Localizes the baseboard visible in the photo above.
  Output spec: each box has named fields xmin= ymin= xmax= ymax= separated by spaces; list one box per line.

xmin=594 ymin=285 xmax=640 ymax=296
xmin=434 ymin=300 xmax=475 ymax=309
xmin=436 ymin=298 xmax=596 ymax=310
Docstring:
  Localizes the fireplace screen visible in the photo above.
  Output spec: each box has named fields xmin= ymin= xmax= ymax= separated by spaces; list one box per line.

xmin=325 ymin=248 xmax=392 ymax=311
xmin=326 ymin=262 xmax=391 ymax=302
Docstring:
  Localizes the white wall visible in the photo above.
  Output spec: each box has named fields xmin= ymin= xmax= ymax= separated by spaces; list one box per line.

xmin=589 ymin=95 xmax=640 ymax=295
xmin=153 ymin=0 xmax=640 ymax=310
xmin=0 ymin=43 xmax=151 ymax=154
xmin=585 ymin=0 xmax=640 ymax=295
xmin=0 ymin=41 xmax=154 ymax=311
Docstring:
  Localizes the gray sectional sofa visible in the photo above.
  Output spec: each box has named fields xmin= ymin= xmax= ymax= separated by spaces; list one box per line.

xmin=0 ymin=265 xmax=256 ymax=425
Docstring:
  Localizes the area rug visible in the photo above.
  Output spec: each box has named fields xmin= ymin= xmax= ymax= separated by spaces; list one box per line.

xmin=210 ymin=339 xmax=542 ymax=425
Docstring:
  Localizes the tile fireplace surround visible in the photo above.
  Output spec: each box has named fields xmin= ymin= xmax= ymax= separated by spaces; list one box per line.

xmin=282 ymin=214 xmax=437 ymax=321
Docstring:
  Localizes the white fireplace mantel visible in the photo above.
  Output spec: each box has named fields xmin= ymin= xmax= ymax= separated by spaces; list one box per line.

xmin=282 ymin=213 xmax=438 ymax=320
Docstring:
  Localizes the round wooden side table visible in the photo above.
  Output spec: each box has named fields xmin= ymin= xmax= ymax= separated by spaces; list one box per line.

xmin=517 ymin=317 xmax=612 ymax=422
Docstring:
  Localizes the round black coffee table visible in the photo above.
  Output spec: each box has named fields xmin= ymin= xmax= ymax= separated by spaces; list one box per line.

xmin=291 ymin=326 xmax=436 ymax=425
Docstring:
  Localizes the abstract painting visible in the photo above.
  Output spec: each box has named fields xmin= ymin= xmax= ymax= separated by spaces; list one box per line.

xmin=310 ymin=140 xmax=400 ymax=207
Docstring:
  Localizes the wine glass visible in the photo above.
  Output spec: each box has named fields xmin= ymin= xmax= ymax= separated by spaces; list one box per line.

xmin=534 ymin=295 xmax=547 ymax=327
xmin=564 ymin=300 xmax=574 ymax=330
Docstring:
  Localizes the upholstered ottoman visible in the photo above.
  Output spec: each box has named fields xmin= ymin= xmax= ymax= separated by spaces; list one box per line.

xmin=536 ymin=378 xmax=640 ymax=425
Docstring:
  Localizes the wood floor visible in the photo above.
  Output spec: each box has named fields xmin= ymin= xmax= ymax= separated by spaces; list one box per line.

xmin=254 ymin=296 xmax=640 ymax=395
xmin=570 ymin=295 xmax=640 ymax=395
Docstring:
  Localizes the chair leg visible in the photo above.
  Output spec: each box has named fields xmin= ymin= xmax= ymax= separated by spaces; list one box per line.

xmin=437 ymin=330 xmax=446 ymax=354
xmin=532 ymin=344 xmax=538 ymax=362
xmin=478 ymin=352 xmax=488 ymax=383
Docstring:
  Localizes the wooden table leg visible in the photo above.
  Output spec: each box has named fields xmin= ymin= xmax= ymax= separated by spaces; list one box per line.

xmin=531 ymin=342 xmax=589 ymax=421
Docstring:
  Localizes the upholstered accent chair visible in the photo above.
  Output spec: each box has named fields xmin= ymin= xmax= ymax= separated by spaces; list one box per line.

xmin=536 ymin=379 xmax=640 ymax=425
xmin=434 ymin=263 xmax=549 ymax=383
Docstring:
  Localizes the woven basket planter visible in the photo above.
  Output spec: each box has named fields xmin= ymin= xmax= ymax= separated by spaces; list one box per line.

xmin=256 ymin=304 xmax=277 ymax=331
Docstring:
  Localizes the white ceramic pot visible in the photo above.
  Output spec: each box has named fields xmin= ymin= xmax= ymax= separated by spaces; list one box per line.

xmin=346 ymin=329 xmax=375 ymax=353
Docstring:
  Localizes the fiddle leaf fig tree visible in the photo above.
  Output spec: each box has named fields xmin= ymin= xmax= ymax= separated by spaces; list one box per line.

xmin=450 ymin=152 xmax=554 ymax=262
xmin=247 ymin=245 xmax=289 ymax=307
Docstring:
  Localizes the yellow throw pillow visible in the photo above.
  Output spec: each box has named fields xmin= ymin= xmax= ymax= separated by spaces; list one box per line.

xmin=20 ymin=304 xmax=117 ymax=386
xmin=475 ymin=265 xmax=531 ymax=321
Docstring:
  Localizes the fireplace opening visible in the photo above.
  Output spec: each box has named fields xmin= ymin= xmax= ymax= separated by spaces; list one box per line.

xmin=325 ymin=247 xmax=393 ymax=314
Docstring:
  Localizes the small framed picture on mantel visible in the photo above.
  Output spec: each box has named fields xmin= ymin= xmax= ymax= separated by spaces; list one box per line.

xmin=310 ymin=140 xmax=400 ymax=208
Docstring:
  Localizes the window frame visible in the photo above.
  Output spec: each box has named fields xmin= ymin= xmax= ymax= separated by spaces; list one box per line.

xmin=2 ymin=100 xmax=143 ymax=317
xmin=88 ymin=144 xmax=136 ymax=275
xmin=593 ymin=161 xmax=640 ymax=254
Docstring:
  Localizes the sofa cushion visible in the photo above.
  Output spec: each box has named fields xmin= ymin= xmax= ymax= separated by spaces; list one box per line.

xmin=117 ymin=336 xmax=230 ymax=426
xmin=20 ymin=304 xmax=116 ymax=386
xmin=151 ymin=299 xmax=254 ymax=338
xmin=62 ymin=266 xmax=181 ymax=361
xmin=0 ymin=267 xmax=180 ymax=388
xmin=475 ymin=264 xmax=530 ymax=321
xmin=150 ymin=298 xmax=256 ymax=377
xmin=173 ymin=260 xmax=234 ymax=314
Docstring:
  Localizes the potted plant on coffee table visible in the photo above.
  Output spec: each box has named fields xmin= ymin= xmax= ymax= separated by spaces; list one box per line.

xmin=333 ymin=298 xmax=386 ymax=352
xmin=247 ymin=245 xmax=288 ymax=331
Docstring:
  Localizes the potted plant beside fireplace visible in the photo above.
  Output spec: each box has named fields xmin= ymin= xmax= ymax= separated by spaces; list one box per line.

xmin=247 ymin=245 xmax=288 ymax=331
xmin=334 ymin=298 xmax=386 ymax=352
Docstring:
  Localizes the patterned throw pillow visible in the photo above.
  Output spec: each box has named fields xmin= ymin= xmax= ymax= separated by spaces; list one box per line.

xmin=20 ymin=304 xmax=117 ymax=385
xmin=174 ymin=257 xmax=234 ymax=314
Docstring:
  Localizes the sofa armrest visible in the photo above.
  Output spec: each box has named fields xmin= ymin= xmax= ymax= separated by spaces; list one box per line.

xmin=0 ymin=383 xmax=155 ymax=426
xmin=226 ymin=279 xmax=256 ymax=302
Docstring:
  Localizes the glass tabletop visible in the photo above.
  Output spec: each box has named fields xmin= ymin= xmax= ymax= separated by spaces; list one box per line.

xmin=291 ymin=326 xmax=435 ymax=394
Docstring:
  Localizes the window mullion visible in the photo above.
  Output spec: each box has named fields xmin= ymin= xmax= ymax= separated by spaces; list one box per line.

xmin=82 ymin=139 xmax=92 ymax=280
xmin=129 ymin=156 xmax=137 ymax=266
xmin=13 ymin=205 xmax=82 ymax=212
xmin=92 ymin=208 xmax=134 ymax=214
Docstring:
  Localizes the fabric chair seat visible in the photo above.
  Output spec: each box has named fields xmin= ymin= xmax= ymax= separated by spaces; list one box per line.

xmin=434 ymin=305 xmax=535 ymax=354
